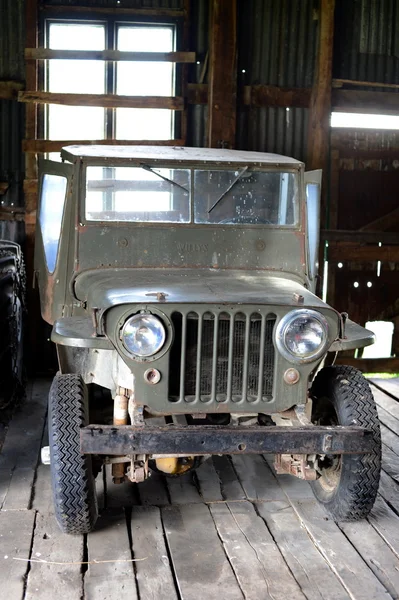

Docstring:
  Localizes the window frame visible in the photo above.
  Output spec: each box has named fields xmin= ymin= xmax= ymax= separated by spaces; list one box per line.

xmin=38 ymin=13 xmax=182 ymax=143
xmin=80 ymin=163 xmax=301 ymax=229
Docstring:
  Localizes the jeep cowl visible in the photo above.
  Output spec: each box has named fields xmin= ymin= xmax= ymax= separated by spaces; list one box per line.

xmin=35 ymin=145 xmax=381 ymax=534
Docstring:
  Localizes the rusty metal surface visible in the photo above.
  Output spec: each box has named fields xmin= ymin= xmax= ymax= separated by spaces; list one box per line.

xmin=80 ymin=423 xmax=375 ymax=455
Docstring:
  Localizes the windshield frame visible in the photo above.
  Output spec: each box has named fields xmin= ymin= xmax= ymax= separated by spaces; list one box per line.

xmin=81 ymin=162 xmax=302 ymax=229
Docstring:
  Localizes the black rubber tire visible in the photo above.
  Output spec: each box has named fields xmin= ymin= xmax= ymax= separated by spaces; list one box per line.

xmin=310 ymin=365 xmax=381 ymax=521
xmin=49 ymin=373 xmax=98 ymax=534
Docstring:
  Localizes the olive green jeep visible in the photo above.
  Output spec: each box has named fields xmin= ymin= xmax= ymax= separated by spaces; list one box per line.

xmin=36 ymin=146 xmax=380 ymax=534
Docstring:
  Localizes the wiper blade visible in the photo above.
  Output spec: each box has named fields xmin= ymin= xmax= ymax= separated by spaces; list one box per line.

xmin=208 ymin=166 xmax=249 ymax=214
xmin=140 ymin=164 xmax=189 ymax=193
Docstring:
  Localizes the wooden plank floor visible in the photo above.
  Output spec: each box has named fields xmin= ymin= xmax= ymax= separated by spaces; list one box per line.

xmin=1 ymin=378 xmax=399 ymax=599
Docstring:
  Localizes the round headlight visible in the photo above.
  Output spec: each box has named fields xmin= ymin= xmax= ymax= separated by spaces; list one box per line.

xmin=276 ymin=310 xmax=328 ymax=363
xmin=121 ymin=314 xmax=166 ymax=357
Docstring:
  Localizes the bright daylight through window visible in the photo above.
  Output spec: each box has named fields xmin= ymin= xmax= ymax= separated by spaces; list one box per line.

xmin=45 ymin=20 xmax=176 ymax=147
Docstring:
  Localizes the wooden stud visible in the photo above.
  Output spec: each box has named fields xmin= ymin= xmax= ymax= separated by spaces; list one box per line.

xmin=18 ymin=91 xmax=185 ymax=110
xmin=207 ymin=0 xmax=237 ymax=148
xmin=25 ymin=48 xmax=196 ymax=62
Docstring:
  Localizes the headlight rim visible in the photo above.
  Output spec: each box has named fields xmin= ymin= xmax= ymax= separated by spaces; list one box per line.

xmin=119 ymin=310 xmax=171 ymax=362
xmin=275 ymin=309 xmax=329 ymax=364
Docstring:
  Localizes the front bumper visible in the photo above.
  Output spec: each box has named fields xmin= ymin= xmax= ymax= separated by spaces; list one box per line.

xmin=80 ymin=424 xmax=374 ymax=456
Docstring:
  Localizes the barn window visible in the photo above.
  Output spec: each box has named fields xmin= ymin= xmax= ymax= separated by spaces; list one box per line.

xmin=44 ymin=19 xmax=176 ymax=154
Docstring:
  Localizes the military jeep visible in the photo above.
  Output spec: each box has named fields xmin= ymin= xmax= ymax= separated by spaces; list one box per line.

xmin=35 ymin=146 xmax=381 ymax=534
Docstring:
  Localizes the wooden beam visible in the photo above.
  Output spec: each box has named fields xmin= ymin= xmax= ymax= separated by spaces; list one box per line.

xmin=307 ymin=0 xmax=335 ymax=173
xmin=0 ymin=207 xmax=25 ymax=222
xmin=332 ymin=89 xmax=399 ymax=114
xmin=207 ymin=0 xmax=237 ymax=148
xmin=243 ymin=85 xmax=311 ymax=108
xmin=25 ymin=49 xmax=196 ymax=63
xmin=0 ymin=182 xmax=9 ymax=195
xmin=335 ymin=357 xmax=399 ymax=373
xmin=0 ymin=81 xmax=24 ymax=100
xmin=188 ymin=83 xmax=312 ymax=107
xmin=40 ymin=5 xmax=185 ymax=17
xmin=328 ymin=242 xmax=399 ymax=262
xmin=18 ymin=91 xmax=184 ymax=110
xmin=359 ymin=207 xmax=399 ymax=232
xmin=321 ymin=230 xmax=399 ymax=244
xmin=22 ymin=139 xmax=185 ymax=153
xmin=333 ymin=78 xmax=399 ymax=90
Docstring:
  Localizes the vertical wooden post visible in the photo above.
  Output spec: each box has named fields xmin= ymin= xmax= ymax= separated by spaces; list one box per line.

xmin=207 ymin=0 xmax=237 ymax=148
xmin=307 ymin=0 xmax=335 ymax=299
xmin=307 ymin=0 xmax=335 ymax=187
xmin=24 ymin=0 xmax=39 ymax=372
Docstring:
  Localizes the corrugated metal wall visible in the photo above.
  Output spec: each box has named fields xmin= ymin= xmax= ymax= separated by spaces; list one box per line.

xmin=334 ymin=0 xmax=399 ymax=85
xmin=0 ymin=0 xmax=25 ymax=243
xmin=236 ymin=0 xmax=319 ymax=161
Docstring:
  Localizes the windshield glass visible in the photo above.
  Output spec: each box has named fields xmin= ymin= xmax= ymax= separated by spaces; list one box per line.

xmin=194 ymin=170 xmax=298 ymax=225
xmin=85 ymin=166 xmax=190 ymax=222
xmin=85 ymin=166 xmax=299 ymax=226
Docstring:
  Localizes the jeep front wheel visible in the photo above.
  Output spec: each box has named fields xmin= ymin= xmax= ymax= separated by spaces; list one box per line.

xmin=49 ymin=373 xmax=98 ymax=534
xmin=310 ymin=365 xmax=381 ymax=521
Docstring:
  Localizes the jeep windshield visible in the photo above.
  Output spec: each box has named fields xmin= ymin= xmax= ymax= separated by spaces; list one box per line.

xmin=85 ymin=165 xmax=299 ymax=226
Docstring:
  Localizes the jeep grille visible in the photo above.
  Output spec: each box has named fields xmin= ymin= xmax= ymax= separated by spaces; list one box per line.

xmin=169 ymin=311 xmax=276 ymax=403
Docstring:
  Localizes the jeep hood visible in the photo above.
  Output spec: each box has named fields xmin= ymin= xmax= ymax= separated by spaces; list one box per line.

xmin=74 ymin=268 xmax=332 ymax=312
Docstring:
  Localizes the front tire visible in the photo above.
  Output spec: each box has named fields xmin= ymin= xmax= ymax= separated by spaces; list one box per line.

xmin=310 ymin=365 xmax=381 ymax=521
xmin=49 ymin=374 xmax=98 ymax=534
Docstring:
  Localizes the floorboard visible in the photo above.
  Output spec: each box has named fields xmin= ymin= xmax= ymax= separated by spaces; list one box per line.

xmin=3 ymin=377 xmax=399 ymax=600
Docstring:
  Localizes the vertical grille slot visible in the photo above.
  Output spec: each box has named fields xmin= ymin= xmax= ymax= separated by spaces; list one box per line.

xmin=169 ymin=310 xmax=276 ymax=403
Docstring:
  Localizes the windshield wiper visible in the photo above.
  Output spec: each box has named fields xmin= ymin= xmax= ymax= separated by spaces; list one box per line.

xmin=140 ymin=164 xmax=189 ymax=193
xmin=208 ymin=166 xmax=249 ymax=214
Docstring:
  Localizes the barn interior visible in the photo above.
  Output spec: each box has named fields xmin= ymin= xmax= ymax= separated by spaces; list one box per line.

xmin=1 ymin=1 xmax=399 ymax=598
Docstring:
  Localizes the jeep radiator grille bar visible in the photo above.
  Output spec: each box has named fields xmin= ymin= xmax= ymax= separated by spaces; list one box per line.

xmin=169 ymin=311 xmax=276 ymax=403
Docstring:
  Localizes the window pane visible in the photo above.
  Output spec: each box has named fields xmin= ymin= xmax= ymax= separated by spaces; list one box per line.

xmin=194 ymin=170 xmax=299 ymax=226
xmin=47 ymin=23 xmax=106 ymax=142
xmin=39 ymin=174 xmax=68 ymax=273
xmin=116 ymin=26 xmax=174 ymax=140
xmin=85 ymin=166 xmax=190 ymax=223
